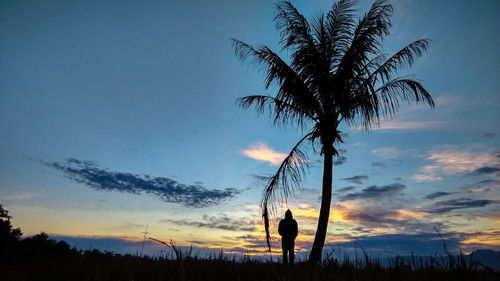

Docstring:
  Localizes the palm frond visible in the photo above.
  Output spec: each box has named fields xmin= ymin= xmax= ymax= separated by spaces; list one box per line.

xmin=237 ymin=95 xmax=317 ymax=127
xmin=358 ymin=78 xmax=434 ymax=129
xmin=326 ymin=0 xmax=358 ymax=69
xmin=335 ymin=0 xmax=393 ymax=79
xmin=368 ymin=39 xmax=430 ymax=83
xmin=346 ymin=40 xmax=431 ymax=129
xmin=310 ymin=12 xmax=327 ymax=49
xmin=274 ymin=1 xmax=317 ymax=51
xmin=231 ymin=38 xmax=322 ymax=125
xmin=261 ymin=132 xmax=312 ymax=253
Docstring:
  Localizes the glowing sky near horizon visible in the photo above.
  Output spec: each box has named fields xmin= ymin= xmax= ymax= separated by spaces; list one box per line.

xmin=0 ymin=0 xmax=499 ymax=257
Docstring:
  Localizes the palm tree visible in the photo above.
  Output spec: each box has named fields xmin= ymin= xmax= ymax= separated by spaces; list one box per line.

xmin=232 ymin=0 xmax=434 ymax=264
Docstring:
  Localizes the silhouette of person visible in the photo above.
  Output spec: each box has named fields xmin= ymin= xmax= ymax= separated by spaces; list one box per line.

xmin=278 ymin=209 xmax=298 ymax=265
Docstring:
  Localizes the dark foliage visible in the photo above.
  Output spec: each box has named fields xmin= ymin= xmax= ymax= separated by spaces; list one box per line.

xmin=0 ymin=205 xmax=22 ymax=260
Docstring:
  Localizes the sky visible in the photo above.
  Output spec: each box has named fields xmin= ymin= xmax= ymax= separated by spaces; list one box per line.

xmin=1 ymin=0 xmax=499 ymax=259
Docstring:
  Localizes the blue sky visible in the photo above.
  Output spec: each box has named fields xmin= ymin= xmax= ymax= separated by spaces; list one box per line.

xmin=1 ymin=0 xmax=499 ymax=258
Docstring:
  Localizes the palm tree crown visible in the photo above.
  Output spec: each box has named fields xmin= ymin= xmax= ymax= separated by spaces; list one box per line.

xmin=232 ymin=0 xmax=434 ymax=263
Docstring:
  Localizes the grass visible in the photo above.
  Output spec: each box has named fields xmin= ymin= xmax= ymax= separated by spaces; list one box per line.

xmin=1 ymin=210 xmax=498 ymax=281
xmin=2 ymin=241 xmax=498 ymax=281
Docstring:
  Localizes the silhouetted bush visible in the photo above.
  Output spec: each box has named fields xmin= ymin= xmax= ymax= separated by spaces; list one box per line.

xmin=0 ymin=205 xmax=22 ymax=261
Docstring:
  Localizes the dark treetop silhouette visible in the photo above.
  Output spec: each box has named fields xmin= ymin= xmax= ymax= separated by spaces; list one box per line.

xmin=278 ymin=209 xmax=298 ymax=265
xmin=232 ymin=0 xmax=434 ymax=263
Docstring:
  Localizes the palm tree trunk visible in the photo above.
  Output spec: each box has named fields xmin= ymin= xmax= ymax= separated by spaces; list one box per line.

xmin=308 ymin=145 xmax=333 ymax=264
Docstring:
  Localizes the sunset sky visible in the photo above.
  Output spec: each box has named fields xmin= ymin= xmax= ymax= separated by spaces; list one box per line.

xmin=1 ymin=0 xmax=499 ymax=258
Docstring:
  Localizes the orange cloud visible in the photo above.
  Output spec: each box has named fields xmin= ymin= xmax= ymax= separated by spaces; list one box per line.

xmin=461 ymin=230 xmax=500 ymax=246
xmin=413 ymin=147 xmax=499 ymax=182
xmin=426 ymin=149 xmax=498 ymax=174
xmin=287 ymin=202 xmax=355 ymax=223
xmin=411 ymin=174 xmax=443 ymax=183
xmin=386 ymin=209 xmax=428 ymax=220
xmin=242 ymin=143 xmax=287 ymax=166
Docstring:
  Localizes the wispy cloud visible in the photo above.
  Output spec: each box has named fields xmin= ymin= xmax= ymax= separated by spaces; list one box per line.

xmin=371 ymin=147 xmax=404 ymax=159
xmin=328 ymin=233 xmax=464 ymax=256
xmin=480 ymin=131 xmax=496 ymax=139
xmin=250 ymin=174 xmax=272 ymax=183
xmin=465 ymin=166 xmax=500 ymax=176
xmin=241 ymin=143 xmax=287 ymax=166
xmin=412 ymin=147 xmax=500 ymax=182
xmin=334 ymin=156 xmax=347 ymax=166
xmin=303 ymin=201 xmax=444 ymax=235
xmin=341 ymin=175 xmax=369 ymax=185
xmin=429 ymin=198 xmax=497 ymax=214
xmin=426 ymin=149 xmax=498 ymax=175
xmin=423 ymin=192 xmax=455 ymax=200
xmin=163 ymin=215 xmax=257 ymax=232
xmin=371 ymin=162 xmax=388 ymax=168
xmin=336 ymin=186 xmax=357 ymax=193
xmin=339 ymin=183 xmax=405 ymax=201
xmin=342 ymin=208 xmax=437 ymax=233
xmin=411 ymin=174 xmax=443 ymax=183
xmin=373 ymin=120 xmax=446 ymax=130
xmin=352 ymin=120 xmax=445 ymax=131
xmin=32 ymin=157 xmax=239 ymax=207
xmin=0 ymin=192 xmax=38 ymax=201
xmin=464 ymin=178 xmax=500 ymax=193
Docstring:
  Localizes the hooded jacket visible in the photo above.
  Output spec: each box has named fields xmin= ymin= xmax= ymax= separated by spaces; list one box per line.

xmin=278 ymin=209 xmax=298 ymax=240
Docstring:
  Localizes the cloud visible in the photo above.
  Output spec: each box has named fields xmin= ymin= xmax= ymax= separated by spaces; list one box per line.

xmin=371 ymin=147 xmax=403 ymax=159
xmin=413 ymin=147 xmax=500 ymax=183
xmin=460 ymin=230 xmax=500 ymax=251
xmin=250 ymin=174 xmax=272 ymax=183
xmin=0 ymin=192 xmax=38 ymax=201
xmin=352 ymin=120 xmax=446 ymax=131
xmin=163 ymin=215 xmax=257 ymax=232
xmin=480 ymin=131 xmax=496 ymax=139
xmin=336 ymin=186 xmax=357 ymax=193
xmin=332 ymin=149 xmax=347 ymax=166
xmin=324 ymin=202 xmax=444 ymax=235
xmin=465 ymin=178 xmax=500 ymax=193
xmin=51 ymin=235 xmax=162 ymax=255
xmin=372 ymin=120 xmax=446 ymax=130
xmin=494 ymin=150 xmax=500 ymax=159
xmin=328 ymin=233 xmax=463 ymax=256
xmin=241 ymin=143 xmax=288 ymax=166
xmin=35 ymin=158 xmax=239 ymax=207
xmin=425 ymin=149 xmax=498 ymax=175
xmin=371 ymin=162 xmax=388 ymax=168
xmin=340 ymin=175 xmax=369 ymax=184
xmin=411 ymin=174 xmax=443 ymax=183
xmin=339 ymin=183 xmax=405 ymax=201
xmin=465 ymin=166 xmax=500 ymax=176
xmin=334 ymin=156 xmax=347 ymax=166
xmin=429 ymin=198 xmax=497 ymax=214
xmin=423 ymin=192 xmax=455 ymax=200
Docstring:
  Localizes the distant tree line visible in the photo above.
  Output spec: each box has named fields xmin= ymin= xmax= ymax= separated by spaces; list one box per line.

xmin=1 ymin=204 xmax=84 ymax=264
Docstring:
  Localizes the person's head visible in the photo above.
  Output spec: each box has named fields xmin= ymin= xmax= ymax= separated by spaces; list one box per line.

xmin=285 ymin=209 xmax=293 ymax=219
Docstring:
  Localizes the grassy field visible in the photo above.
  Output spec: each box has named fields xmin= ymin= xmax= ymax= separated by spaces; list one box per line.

xmin=1 ymin=205 xmax=498 ymax=281
xmin=2 ymin=240 xmax=499 ymax=281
